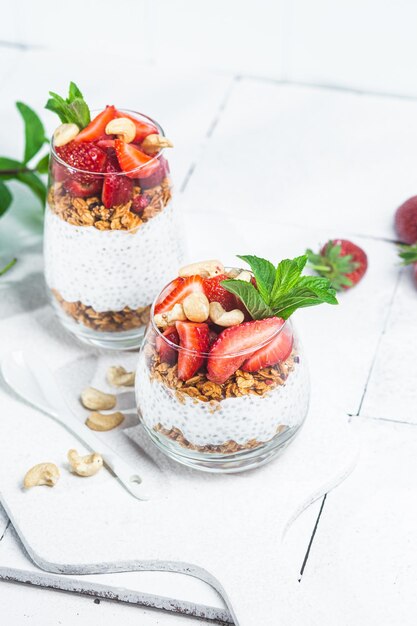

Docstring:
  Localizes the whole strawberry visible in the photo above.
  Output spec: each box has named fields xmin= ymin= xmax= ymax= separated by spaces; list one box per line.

xmin=307 ymin=239 xmax=368 ymax=290
xmin=395 ymin=196 xmax=417 ymax=244
xmin=398 ymin=243 xmax=417 ymax=283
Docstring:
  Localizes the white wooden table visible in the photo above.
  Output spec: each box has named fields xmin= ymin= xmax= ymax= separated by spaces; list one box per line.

xmin=0 ymin=48 xmax=416 ymax=625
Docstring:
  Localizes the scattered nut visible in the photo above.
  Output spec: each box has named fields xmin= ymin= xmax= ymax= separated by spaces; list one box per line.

xmin=23 ymin=463 xmax=60 ymax=489
xmin=154 ymin=303 xmax=186 ymax=329
xmin=85 ymin=411 xmax=125 ymax=432
xmin=209 ymin=302 xmax=245 ymax=327
xmin=235 ymin=270 xmax=252 ymax=282
xmin=183 ymin=293 xmax=210 ymax=322
xmin=141 ymin=133 xmax=174 ymax=154
xmin=53 ymin=123 xmax=80 ymax=147
xmin=67 ymin=449 xmax=103 ymax=477
xmin=80 ymin=387 xmax=116 ymax=411
xmin=107 ymin=365 xmax=135 ymax=387
xmin=179 ymin=260 xmax=225 ymax=279
xmin=105 ymin=117 xmax=136 ymax=143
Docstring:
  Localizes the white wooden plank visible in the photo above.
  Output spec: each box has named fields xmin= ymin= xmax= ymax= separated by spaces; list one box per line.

xmin=287 ymin=0 xmax=417 ymax=97
xmin=360 ymin=268 xmax=417 ymax=424
xmin=180 ymin=78 xmax=417 ymax=239
xmin=281 ymin=418 xmax=417 ymax=626
xmin=183 ymin=212 xmax=399 ymax=415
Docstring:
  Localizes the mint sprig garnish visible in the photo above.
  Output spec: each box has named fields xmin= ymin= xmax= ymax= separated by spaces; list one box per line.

xmin=45 ymin=81 xmax=91 ymax=129
xmin=398 ymin=243 xmax=417 ymax=265
xmin=222 ymin=254 xmax=338 ymax=320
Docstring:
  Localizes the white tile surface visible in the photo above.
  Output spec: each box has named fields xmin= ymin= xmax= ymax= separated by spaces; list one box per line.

xmin=181 ymin=78 xmax=417 ymax=239
xmin=360 ymin=268 xmax=417 ymax=423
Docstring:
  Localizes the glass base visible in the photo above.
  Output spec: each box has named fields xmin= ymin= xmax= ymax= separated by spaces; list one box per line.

xmin=142 ymin=422 xmax=304 ymax=473
xmin=56 ymin=308 xmax=146 ymax=351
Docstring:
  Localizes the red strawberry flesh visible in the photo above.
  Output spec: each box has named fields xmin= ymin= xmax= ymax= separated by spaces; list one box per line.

xmin=101 ymin=154 xmax=133 ymax=208
xmin=395 ymin=196 xmax=417 ymax=244
xmin=56 ymin=141 xmax=107 ymax=174
xmin=116 ymin=110 xmax=158 ymax=143
xmin=156 ymin=326 xmax=180 ymax=365
xmin=64 ymin=178 xmax=102 ymax=197
xmin=74 ymin=105 xmax=116 ymax=143
xmin=207 ymin=317 xmax=283 ymax=384
xmin=203 ymin=274 xmax=239 ymax=311
xmin=155 ymin=275 xmax=204 ymax=314
xmin=176 ymin=321 xmax=210 ymax=381
xmin=242 ymin=320 xmax=292 ymax=372
xmin=115 ymin=139 xmax=159 ymax=179
xmin=320 ymin=239 xmax=367 ymax=288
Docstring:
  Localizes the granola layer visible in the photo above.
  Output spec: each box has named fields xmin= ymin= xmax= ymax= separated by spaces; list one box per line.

xmin=52 ymin=289 xmax=150 ymax=332
xmin=47 ymin=178 xmax=172 ymax=231
xmin=154 ymin=423 xmax=288 ymax=453
xmin=145 ymin=342 xmax=296 ymax=403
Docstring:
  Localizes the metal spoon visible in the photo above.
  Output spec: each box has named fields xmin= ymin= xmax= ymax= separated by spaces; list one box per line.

xmin=1 ymin=351 xmax=151 ymax=501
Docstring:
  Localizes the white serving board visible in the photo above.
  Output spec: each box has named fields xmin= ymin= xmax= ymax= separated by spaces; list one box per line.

xmin=0 ymin=305 xmax=358 ymax=626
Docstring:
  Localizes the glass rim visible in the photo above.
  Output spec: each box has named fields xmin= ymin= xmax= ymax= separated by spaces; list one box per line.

xmin=149 ymin=271 xmax=291 ymax=359
xmin=50 ymin=108 xmax=166 ymax=177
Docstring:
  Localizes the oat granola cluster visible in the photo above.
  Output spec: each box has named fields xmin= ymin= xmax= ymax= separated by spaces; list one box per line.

xmin=52 ymin=290 xmax=150 ymax=332
xmin=47 ymin=178 xmax=172 ymax=231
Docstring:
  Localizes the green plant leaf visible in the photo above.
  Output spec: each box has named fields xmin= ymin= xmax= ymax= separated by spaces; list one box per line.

xmin=0 ymin=257 xmax=17 ymax=275
xmin=45 ymin=82 xmax=90 ymax=129
xmin=68 ymin=81 xmax=84 ymax=100
xmin=0 ymin=180 xmax=12 ymax=216
xmin=16 ymin=102 xmax=47 ymax=164
xmin=221 ymin=279 xmax=275 ymax=320
xmin=237 ymin=254 xmax=275 ymax=304
xmin=271 ymin=276 xmax=338 ymax=319
xmin=17 ymin=171 xmax=46 ymax=207
xmin=35 ymin=153 xmax=50 ymax=174
xmin=0 ymin=157 xmax=27 ymax=180
xmin=270 ymin=255 xmax=307 ymax=304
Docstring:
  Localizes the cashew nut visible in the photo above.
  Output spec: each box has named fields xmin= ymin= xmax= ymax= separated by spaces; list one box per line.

xmin=107 ymin=365 xmax=135 ymax=387
xmin=183 ymin=292 xmax=209 ymax=322
xmin=53 ymin=123 xmax=80 ymax=147
xmin=154 ymin=303 xmax=186 ymax=329
xmin=67 ymin=449 xmax=103 ymax=477
xmin=105 ymin=117 xmax=136 ymax=143
xmin=179 ymin=260 xmax=225 ymax=279
xmin=141 ymin=133 xmax=174 ymax=154
xmin=80 ymin=387 xmax=116 ymax=411
xmin=85 ymin=411 xmax=125 ymax=432
xmin=235 ymin=270 xmax=252 ymax=282
xmin=209 ymin=302 xmax=244 ymax=327
xmin=23 ymin=463 xmax=60 ymax=489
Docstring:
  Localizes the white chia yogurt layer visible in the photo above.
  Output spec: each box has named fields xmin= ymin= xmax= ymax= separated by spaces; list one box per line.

xmin=136 ymin=352 xmax=310 ymax=448
xmin=44 ymin=203 xmax=182 ymax=312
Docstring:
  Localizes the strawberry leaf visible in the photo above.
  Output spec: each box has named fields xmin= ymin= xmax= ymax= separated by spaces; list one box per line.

xmin=398 ymin=243 xmax=417 ymax=265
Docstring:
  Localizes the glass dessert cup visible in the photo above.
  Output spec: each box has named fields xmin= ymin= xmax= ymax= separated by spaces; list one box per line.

xmin=136 ymin=275 xmax=310 ymax=473
xmin=43 ymin=110 xmax=182 ymax=350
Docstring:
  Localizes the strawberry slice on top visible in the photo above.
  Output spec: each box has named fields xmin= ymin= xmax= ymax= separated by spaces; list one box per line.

xmin=115 ymin=139 xmax=160 ymax=179
xmin=74 ymin=105 xmax=116 ymax=142
xmin=154 ymin=275 xmax=204 ymax=315
xmin=207 ymin=317 xmax=283 ymax=384
xmin=176 ymin=321 xmax=210 ymax=381
xmin=203 ymin=274 xmax=239 ymax=311
xmin=55 ymin=141 xmax=107 ymax=174
xmin=156 ymin=325 xmax=180 ymax=365
xmin=116 ymin=110 xmax=158 ymax=143
xmin=242 ymin=321 xmax=293 ymax=372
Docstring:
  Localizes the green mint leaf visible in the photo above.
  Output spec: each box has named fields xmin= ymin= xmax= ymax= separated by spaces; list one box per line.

xmin=221 ymin=279 xmax=275 ymax=320
xmin=0 ymin=257 xmax=17 ymax=276
xmin=270 ymin=255 xmax=307 ymax=304
xmin=237 ymin=255 xmax=275 ymax=304
xmin=35 ymin=153 xmax=50 ymax=174
xmin=271 ymin=275 xmax=338 ymax=319
xmin=45 ymin=83 xmax=90 ymax=128
xmin=398 ymin=243 xmax=417 ymax=265
xmin=0 ymin=180 xmax=12 ymax=217
xmin=17 ymin=171 xmax=46 ymax=207
xmin=16 ymin=102 xmax=47 ymax=164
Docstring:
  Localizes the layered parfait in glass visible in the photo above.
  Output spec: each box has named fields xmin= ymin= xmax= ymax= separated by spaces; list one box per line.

xmin=43 ymin=82 xmax=181 ymax=349
xmin=136 ymin=254 xmax=337 ymax=472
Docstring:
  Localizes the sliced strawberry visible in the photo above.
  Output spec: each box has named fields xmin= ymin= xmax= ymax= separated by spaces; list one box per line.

xmin=74 ymin=105 xmax=116 ymax=142
xmin=242 ymin=321 xmax=292 ymax=372
xmin=156 ymin=326 xmax=180 ymax=365
xmin=56 ymin=141 xmax=107 ymax=174
xmin=207 ymin=317 xmax=283 ymax=384
xmin=154 ymin=275 xmax=204 ymax=314
xmin=101 ymin=153 xmax=133 ymax=208
xmin=176 ymin=321 xmax=210 ymax=381
xmin=96 ymin=139 xmax=116 ymax=150
xmin=115 ymin=139 xmax=160 ymax=179
xmin=64 ymin=178 xmax=102 ymax=197
xmin=116 ymin=110 xmax=158 ymax=143
xmin=203 ymin=274 xmax=239 ymax=311
xmin=137 ymin=159 xmax=166 ymax=189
